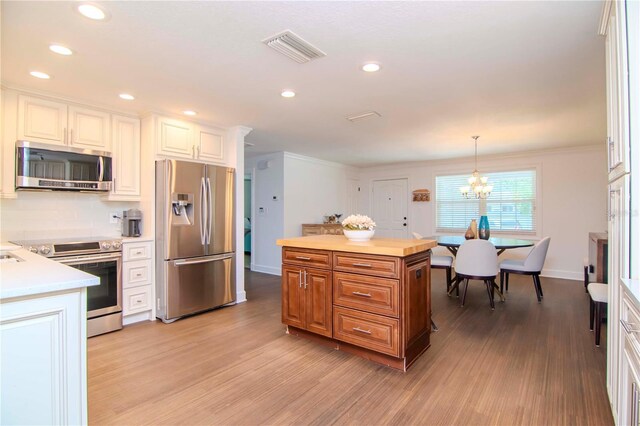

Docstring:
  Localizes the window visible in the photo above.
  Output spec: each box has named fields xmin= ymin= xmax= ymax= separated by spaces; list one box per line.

xmin=435 ymin=169 xmax=537 ymax=234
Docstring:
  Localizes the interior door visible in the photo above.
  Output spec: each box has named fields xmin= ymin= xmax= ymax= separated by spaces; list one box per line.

xmin=372 ymin=179 xmax=408 ymax=238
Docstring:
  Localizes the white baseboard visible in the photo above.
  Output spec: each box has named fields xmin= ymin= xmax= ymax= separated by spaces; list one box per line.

xmin=236 ymin=291 xmax=247 ymax=303
xmin=123 ymin=311 xmax=153 ymax=326
xmin=251 ymin=264 xmax=281 ymax=276
xmin=540 ymin=268 xmax=582 ymax=281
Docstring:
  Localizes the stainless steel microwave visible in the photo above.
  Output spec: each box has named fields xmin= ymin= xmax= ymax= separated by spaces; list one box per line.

xmin=15 ymin=141 xmax=112 ymax=192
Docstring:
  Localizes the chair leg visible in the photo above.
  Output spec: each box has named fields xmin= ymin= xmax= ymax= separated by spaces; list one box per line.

xmin=595 ymin=302 xmax=602 ymax=347
xmin=461 ymin=278 xmax=470 ymax=307
xmin=589 ymin=298 xmax=595 ymax=331
xmin=505 ymin=272 xmax=510 ymax=292
xmin=536 ymin=274 xmax=544 ymax=298
xmin=584 ymin=266 xmax=589 ymax=293
xmin=485 ymin=280 xmax=495 ymax=310
xmin=447 ymin=276 xmax=461 ymax=297
xmin=446 ymin=267 xmax=452 ymax=292
xmin=532 ymin=275 xmax=542 ymax=302
xmin=500 ymin=270 xmax=504 ymax=293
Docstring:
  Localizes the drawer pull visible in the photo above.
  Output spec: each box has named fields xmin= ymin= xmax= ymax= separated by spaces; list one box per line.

xmin=620 ymin=319 xmax=640 ymax=334
xmin=353 ymin=327 xmax=372 ymax=335
xmin=352 ymin=291 xmax=372 ymax=298
xmin=352 ymin=263 xmax=372 ymax=268
xmin=295 ymin=256 xmax=311 ymax=260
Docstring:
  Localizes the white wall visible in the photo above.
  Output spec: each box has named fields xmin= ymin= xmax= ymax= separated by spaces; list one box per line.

xmin=283 ymin=153 xmax=357 ymax=238
xmin=357 ymin=145 xmax=608 ymax=280
xmin=0 ymin=192 xmax=136 ymax=242
xmin=245 ymin=151 xmax=357 ymax=275
xmin=245 ymin=152 xmax=285 ymax=275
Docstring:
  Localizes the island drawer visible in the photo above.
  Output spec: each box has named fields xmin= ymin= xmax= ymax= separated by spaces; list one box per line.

xmin=282 ymin=248 xmax=331 ymax=269
xmin=333 ymin=272 xmax=399 ymax=317
xmin=333 ymin=306 xmax=400 ymax=357
xmin=333 ymin=253 xmax=399 ymax=279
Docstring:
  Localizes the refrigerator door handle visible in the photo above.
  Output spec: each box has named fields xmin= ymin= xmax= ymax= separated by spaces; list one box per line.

xmin=174 ymin=253 xmax=234 ymax=266
xmin=200 ymin=177 xmax=207 ymax=245
xmin=206 ymin=177 xmax=213 ymax=244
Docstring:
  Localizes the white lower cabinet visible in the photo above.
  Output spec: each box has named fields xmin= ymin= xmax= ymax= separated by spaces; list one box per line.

xmin=0 ymin=289 xmax=88 ymax=425
xmin=620 ymin=288 xmax=640 ymax=425
xmin=122 ymin=240 xmax=154 ymax=324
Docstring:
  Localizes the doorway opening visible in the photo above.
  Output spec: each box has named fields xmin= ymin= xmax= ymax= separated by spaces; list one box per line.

xmin=244 ymin=174 xmax=252 ymax=269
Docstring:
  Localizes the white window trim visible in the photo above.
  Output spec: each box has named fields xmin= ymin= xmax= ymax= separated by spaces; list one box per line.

xmin=432 ymin=164 xmax=543 ymax=239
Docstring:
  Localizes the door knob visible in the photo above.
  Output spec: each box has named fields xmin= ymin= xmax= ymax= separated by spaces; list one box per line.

xmin=403 ymin=223 xmax=407 ymax=226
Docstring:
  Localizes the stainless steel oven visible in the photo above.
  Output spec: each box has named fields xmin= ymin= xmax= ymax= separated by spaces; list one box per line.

xmin=11 ymin=237 xmax=123 ymax=337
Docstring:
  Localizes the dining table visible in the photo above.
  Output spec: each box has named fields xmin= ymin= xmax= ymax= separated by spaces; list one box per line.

xmin=427 ymin=235 xmax=536 ymax=301
xmin=429 ymin=235 xmax=535 ymax=257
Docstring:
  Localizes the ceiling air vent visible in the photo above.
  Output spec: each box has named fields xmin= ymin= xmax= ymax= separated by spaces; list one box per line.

xmin=346 ymin=111 xmax=382 ymax=122
xmin=262 ymin=30 xmax=326 ymax=64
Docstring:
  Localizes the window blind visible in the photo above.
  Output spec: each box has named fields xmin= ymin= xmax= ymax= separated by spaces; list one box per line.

xmin=435 ymin=169 xmax=537 ymax=234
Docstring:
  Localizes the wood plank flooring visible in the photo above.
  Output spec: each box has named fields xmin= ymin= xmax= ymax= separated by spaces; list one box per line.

xmin=88 ymin=270 xmax=613 ymax=425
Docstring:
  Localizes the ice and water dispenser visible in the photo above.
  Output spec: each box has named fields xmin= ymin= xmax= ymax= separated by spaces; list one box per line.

xmin=171 ymin=193 xmax=194 ymax=225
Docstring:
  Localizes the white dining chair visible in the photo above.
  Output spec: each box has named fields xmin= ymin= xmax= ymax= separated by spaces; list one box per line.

xmin=499 ymin=237 xmax=551 ymax=302
xmin=453 ymin=239 xmax=499 ymax=309
xmin=412 ymin=232 xmax=455 ymax=291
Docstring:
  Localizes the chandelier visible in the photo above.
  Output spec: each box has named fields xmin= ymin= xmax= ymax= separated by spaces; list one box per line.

xmin=460 ymin=136 xmax=493 ymax=199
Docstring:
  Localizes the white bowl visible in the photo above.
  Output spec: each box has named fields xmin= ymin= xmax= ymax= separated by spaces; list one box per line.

xmin=343 ymin=229 xmax=375 ymax=242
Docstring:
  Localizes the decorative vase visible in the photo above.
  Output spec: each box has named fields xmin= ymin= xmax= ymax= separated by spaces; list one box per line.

xmin=470 ymin=219 xmax=478 ymax=239
xmin=465 ymin=224 xmax=474 ymax=240
xmin=478 ymin=215 xmax=490 ymax=240
xmin=343 ymin=229 xmax=375 ymax=242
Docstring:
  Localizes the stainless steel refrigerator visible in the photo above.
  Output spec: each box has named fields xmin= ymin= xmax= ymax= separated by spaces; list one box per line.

xmin=155 ymin=159 xmax=236 ymax=323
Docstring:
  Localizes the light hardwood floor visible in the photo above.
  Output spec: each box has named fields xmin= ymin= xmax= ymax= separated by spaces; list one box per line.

xmin=88 ymin=270 xmax=613 ymax=425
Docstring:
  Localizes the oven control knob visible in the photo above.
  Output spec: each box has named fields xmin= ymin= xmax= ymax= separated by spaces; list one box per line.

xmin=28 ymin=246 xmax=38 ymax=254
xmin=101 ymin=242 xmax=112 ymax=250
xmin=112 ymin=241 xmax=122 ymax=250
xmin=39 ymin=246 xmax=51 ymax=255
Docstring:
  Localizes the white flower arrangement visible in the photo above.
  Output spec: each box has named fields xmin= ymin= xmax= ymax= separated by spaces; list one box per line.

xmin=341 ymin=214 xmax=376 ymax=231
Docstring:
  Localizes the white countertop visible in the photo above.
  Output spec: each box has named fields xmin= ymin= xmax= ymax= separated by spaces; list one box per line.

xmin=623 ymin=278 xmax=640 ymax=308
xmin=0 ymin=248 xmax=99 ymax=300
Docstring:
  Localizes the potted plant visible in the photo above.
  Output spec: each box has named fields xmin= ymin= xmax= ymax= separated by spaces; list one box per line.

xmin=341 ymin=214 xmax=376 ymax=242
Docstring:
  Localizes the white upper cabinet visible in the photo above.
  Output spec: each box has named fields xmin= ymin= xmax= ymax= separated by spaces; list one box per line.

xmin=68 ymin=106 xmax=111 ymax=151
xmin=157 ymin=116 xmax=194 ymax=159
xmin=154 ymin=115 xmax=227 ymax=164
xmin=195 ymin=124 xmax=225 ymax=163
xmin=605 ymin=1 xmax=630 ymax=181
xmin=109 ymin=115 xmax=141 ymax=200
xmin=17 ymin=95 xmax=111 ymax=151
xmin=17 ymin=96 xmax=67 ymax=145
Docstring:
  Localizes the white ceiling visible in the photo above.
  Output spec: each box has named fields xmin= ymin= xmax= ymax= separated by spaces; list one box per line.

xmin=1 ymin=1 xmax=605 ymax=166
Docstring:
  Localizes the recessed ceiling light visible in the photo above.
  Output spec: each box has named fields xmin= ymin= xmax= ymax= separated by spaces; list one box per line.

xmin=119 ymin=93 xmax=135 ymax=101
xmin=49 ymin=44 xmax=73 ymax=56
xmin=281 ymin=90 xmax=296 ymax=98
xmin=183 ymin=110 xmax=197 ymax=116
xmin=77 ymin=3 xmax=107 ymax=20
xmin=30 ymin=71 xmax=51 ymax=79
xmin=362 ymin=63 xmax=381 ymax=72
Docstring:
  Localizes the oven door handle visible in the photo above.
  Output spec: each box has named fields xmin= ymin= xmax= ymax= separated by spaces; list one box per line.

xmin=58 ymin=253 xmax=122 ymax=264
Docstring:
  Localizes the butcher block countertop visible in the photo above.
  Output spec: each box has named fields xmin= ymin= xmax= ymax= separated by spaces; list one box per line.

xmin=276 ymin=235 xmax=437 ymax=257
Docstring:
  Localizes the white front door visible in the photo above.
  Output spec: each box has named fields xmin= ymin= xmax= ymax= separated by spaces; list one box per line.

xmin=372 ymin=179 xmax=408 ymax=238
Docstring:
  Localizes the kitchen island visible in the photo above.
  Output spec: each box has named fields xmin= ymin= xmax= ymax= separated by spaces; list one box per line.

xmin=276 ymin=235 xmax=437 ymax=371
xmin=0 ymin=247 xmax=99 ymax=425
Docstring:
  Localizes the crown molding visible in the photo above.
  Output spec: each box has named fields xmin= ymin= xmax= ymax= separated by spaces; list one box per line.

xmin=283 ymin=151 xmax=357 ymax=171
xmin=598 ymin=0 xmax=612 ymax=36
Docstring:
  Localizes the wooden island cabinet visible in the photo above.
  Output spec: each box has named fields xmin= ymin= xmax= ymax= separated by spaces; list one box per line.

xmin=277 ymin=235 xmax=437 ymax=371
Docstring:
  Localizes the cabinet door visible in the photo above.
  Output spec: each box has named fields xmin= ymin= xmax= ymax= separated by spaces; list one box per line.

xmin=17 ymin=95 xmax=67 ymax=145
xmin=195 ymin=125 xmax=225 ymax=163
xmin=68 ymin=106 xmax=110 ymax=151
xmin=157 ymin=116 xmax=193 ymax=158
xmin=110 ymin=115 xmax=140 ymax=199
xmin=304 ymin=268 xmax=332 ymax=337
xmin=281 ymin=266 xmax=305 ymax=329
